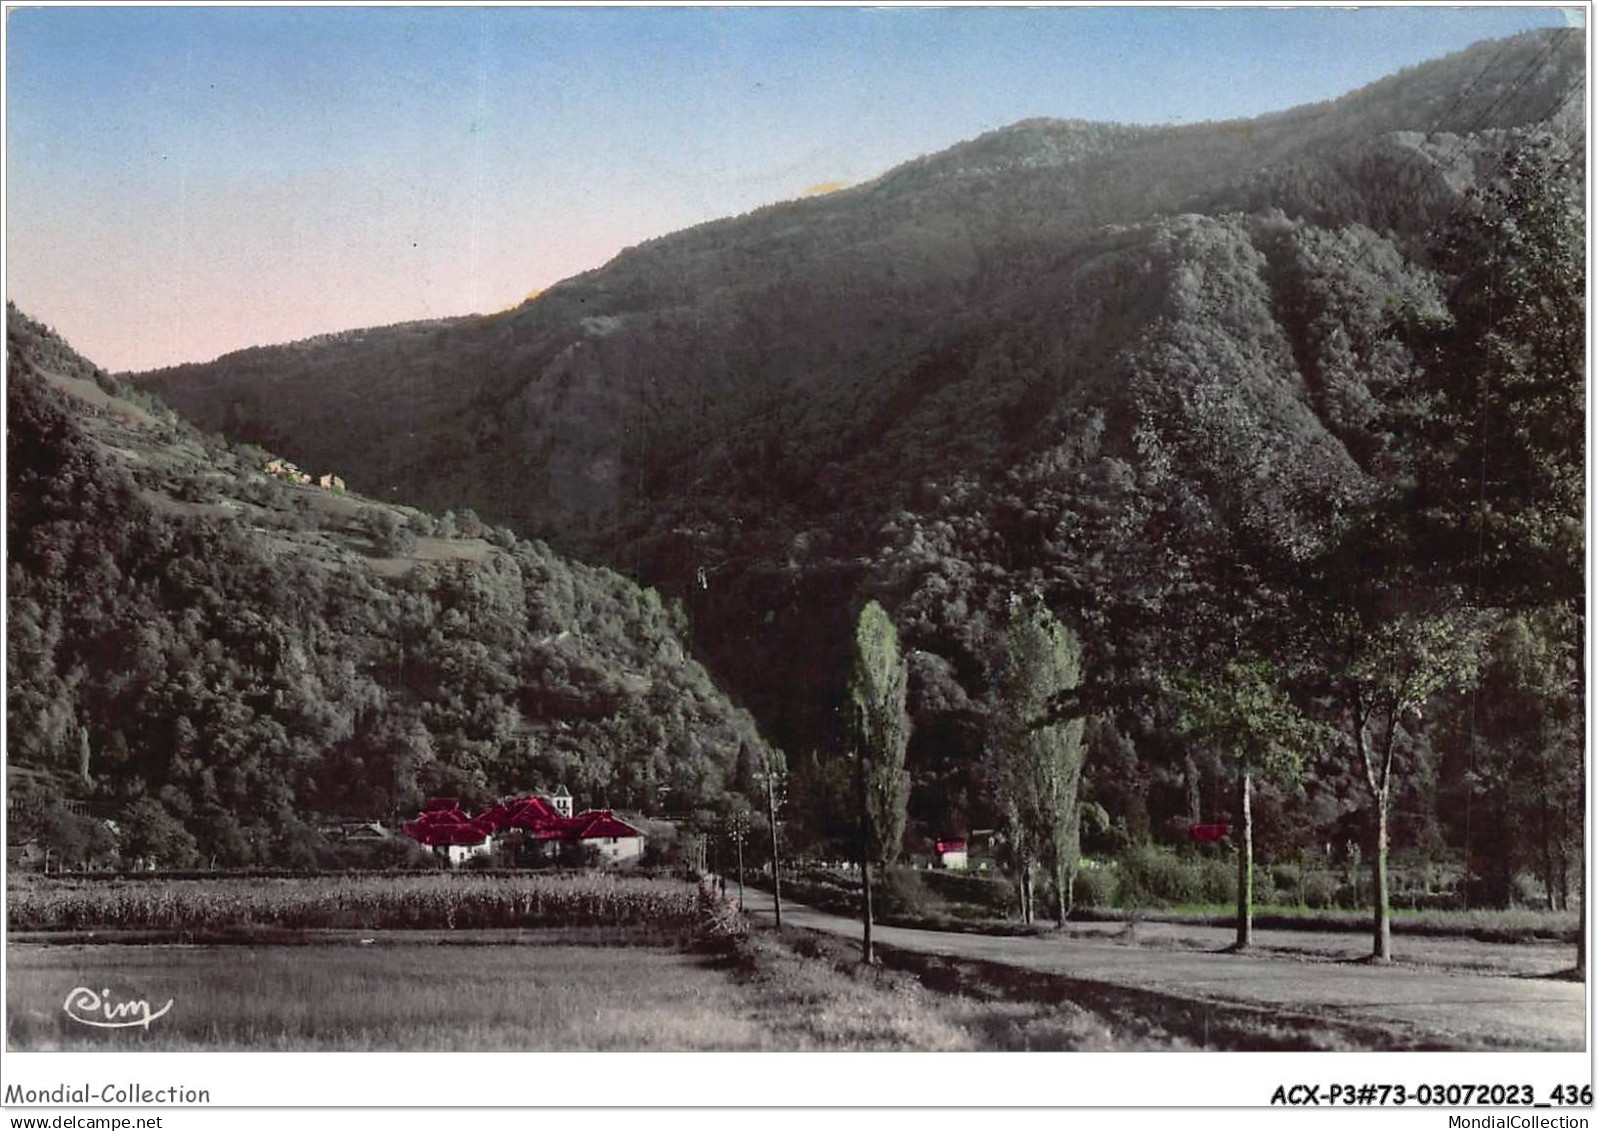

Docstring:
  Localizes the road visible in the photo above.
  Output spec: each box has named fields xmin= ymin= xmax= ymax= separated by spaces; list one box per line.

xmin=730 ymin=885 xmax=1586 ymax=1050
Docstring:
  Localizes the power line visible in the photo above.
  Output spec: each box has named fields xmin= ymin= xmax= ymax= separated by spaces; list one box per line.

xmin=1410 ymin=29 xmax=1582 ymax=226
xmin=1312 ymin=37 xmax=1582 ymax=308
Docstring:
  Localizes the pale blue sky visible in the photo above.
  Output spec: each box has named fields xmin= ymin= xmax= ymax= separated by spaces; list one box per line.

xmin=5 ymin=4 xmax=1578 ymax=371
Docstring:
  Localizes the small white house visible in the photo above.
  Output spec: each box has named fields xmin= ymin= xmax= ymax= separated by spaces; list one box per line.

xmin=935 ymin=839 xmax=968 ymax=870
xmin=442 ymin=835 xmax=496 ymax=867
xmin=577 ymin=812 xmax=646 ymax=863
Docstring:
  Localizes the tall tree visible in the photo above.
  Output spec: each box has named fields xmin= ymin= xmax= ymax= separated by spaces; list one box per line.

xmin=1298 ymin=568 xmax=1488 ymax=963
xmin=989 ymin=594 xmax=1087 ymax=926
xmin=1443 ymin=609 xmax=1582 ymax=910
xmin=1169 ymin=653 xmax=1325 ymax=949
xmin=1401 ymin=135 xmax=1584 ymax=609
xmin=1366 ymin=133 xmax=1583 ymax=963
xmin=847 ymin=600 xmax=911 ymax=962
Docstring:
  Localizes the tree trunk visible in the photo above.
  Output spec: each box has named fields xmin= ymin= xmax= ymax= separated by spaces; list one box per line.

xmin=1019 ymin=864 xmax=1034 ymax=925
xmin=861 ymin=853 xmax=876 ymax=964
xmin=1566 ymin=856 xmax=1578 ymax=977
xmin=856 ymin=751 xmax=875 ymax=963
xmin=1572 ymin=596 xmax=1585 ymax=978
xmin=1236 ymin=769 xmax=1253 ymax=951
xmin=1184 ymin=755 xmax=1202 ymax=824
xmin=1540 ymin=787 xmax=1557 ymax=911
xmin=1054 ymin=860 xmax=1068 ymax=928
xmin=1372 ymin=794 xmax=1392 ymax=963
xmin=1576 ymin=885 xmax=1585 ymax=980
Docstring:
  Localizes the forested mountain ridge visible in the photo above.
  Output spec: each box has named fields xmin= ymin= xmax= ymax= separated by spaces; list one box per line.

xmin=136 ymin=32 xmax=1582 ymax=542
xmin=7 ymin=306 xmax=773 ymax=867
xmin=127 ymin=30 xmax=1583 ymax=878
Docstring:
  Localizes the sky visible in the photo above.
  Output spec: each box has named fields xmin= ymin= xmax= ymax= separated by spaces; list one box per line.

xmin=4 ymin=3 xmax=1582 ymax=373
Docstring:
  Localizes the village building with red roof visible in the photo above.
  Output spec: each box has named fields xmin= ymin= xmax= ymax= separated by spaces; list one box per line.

xmin=934 ymin=838 xmax=968 ymax=870
xmin=400 ymin=786 xmax=647 ymax=866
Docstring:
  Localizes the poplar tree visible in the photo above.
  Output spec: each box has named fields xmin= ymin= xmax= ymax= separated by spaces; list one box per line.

xmin=847 ymin=600 xmax=911 ymax=962
xmin=990 ymin=594 xmax=1087 ymax=926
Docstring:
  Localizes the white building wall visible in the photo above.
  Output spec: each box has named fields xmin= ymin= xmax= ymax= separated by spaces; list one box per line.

xmin=445 ymin=838 xmax=495 ymax=867
xmin=591 ymin=835 xmax=645 ymax=864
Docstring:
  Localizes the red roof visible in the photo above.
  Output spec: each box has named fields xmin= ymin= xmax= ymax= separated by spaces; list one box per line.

xmin=504 ymin=795 xmax=561 ymax=828
xmin=401 ymin=797 xmax=641 ymax=848
xmin=474 ymin=802 xmax=512 ymax=831
xmin=936 ymin=839 xmax=967 ymax=854
xmin=402 ymin=811 xmax=493 ymax=847
xmin=570 ymin=811 xmax=643 ymax=840
xmin=1189 ymin=823 xmax=1231 ymax=843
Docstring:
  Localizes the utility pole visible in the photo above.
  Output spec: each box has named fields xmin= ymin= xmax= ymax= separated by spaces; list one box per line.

xmin=728 ymin=810 xmax=749 ymax=910
xmin=762 ymin=769 xmax=785 ymax=929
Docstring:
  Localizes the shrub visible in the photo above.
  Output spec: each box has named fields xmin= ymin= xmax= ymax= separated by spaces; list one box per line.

xmin=118 ymin=798 xmax=200 ymax=870
xmin=1296 ymin=870 xmax=1341 ymax=909
xmin=1071 ymin=865 xmax=1115 ymax=909
xmin=1252 ymin=866 xmax=1284 ymax=907
xmin=920 ymin=869 xmax=1015 ymax=915
xmin=875 ymin=867 xmax=941 ymax=919
xmin=359 ymin=507 xmax=415 ymax=555
xmin=1114 ymin=845 xmax=1234 ymax=908
xmin=409 ymin=512 xmax=438 ymax=537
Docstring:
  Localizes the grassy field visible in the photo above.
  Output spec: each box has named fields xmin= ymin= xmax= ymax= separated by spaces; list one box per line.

xmin=8 ymin=937 xmax=773 ymax=1051
xmin=366 ymin=536 xmax=492 ymax=577
xmin=5 ymin=928 xmax=1181 ymax=1052
xmin=772 ymin=868 xmax=1579 ymax=944
xmin=1073 ymin=903 xmax=1580 ymax=944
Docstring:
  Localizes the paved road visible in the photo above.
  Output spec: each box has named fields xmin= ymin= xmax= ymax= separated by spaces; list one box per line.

xmin=730 ymin=885 xmax=1586 ymax=1050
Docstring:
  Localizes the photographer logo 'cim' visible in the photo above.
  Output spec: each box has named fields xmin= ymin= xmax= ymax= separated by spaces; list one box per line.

xmin=63 ymin=986 xmax=173 ymax=1029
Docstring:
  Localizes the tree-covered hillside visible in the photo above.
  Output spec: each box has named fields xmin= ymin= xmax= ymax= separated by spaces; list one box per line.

xmin=7 ymin=307 xmax=773 ymax=868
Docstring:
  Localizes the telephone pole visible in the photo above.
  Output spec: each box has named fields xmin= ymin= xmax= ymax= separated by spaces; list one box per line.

xmin=728 ymin=810 xmax=750 ymax=910
xmin=761 ymin=769 xmax=785 ymax=929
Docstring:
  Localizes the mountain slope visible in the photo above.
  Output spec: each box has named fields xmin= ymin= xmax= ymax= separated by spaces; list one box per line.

xmin=132 ymin=29 xmax=1585 ymax=774
xmin=8 ymin=306 xmax=772 ymax=867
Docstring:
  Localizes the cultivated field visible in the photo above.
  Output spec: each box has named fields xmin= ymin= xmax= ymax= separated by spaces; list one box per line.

xmin=8 ymin=872 xmax=710 ymax=935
